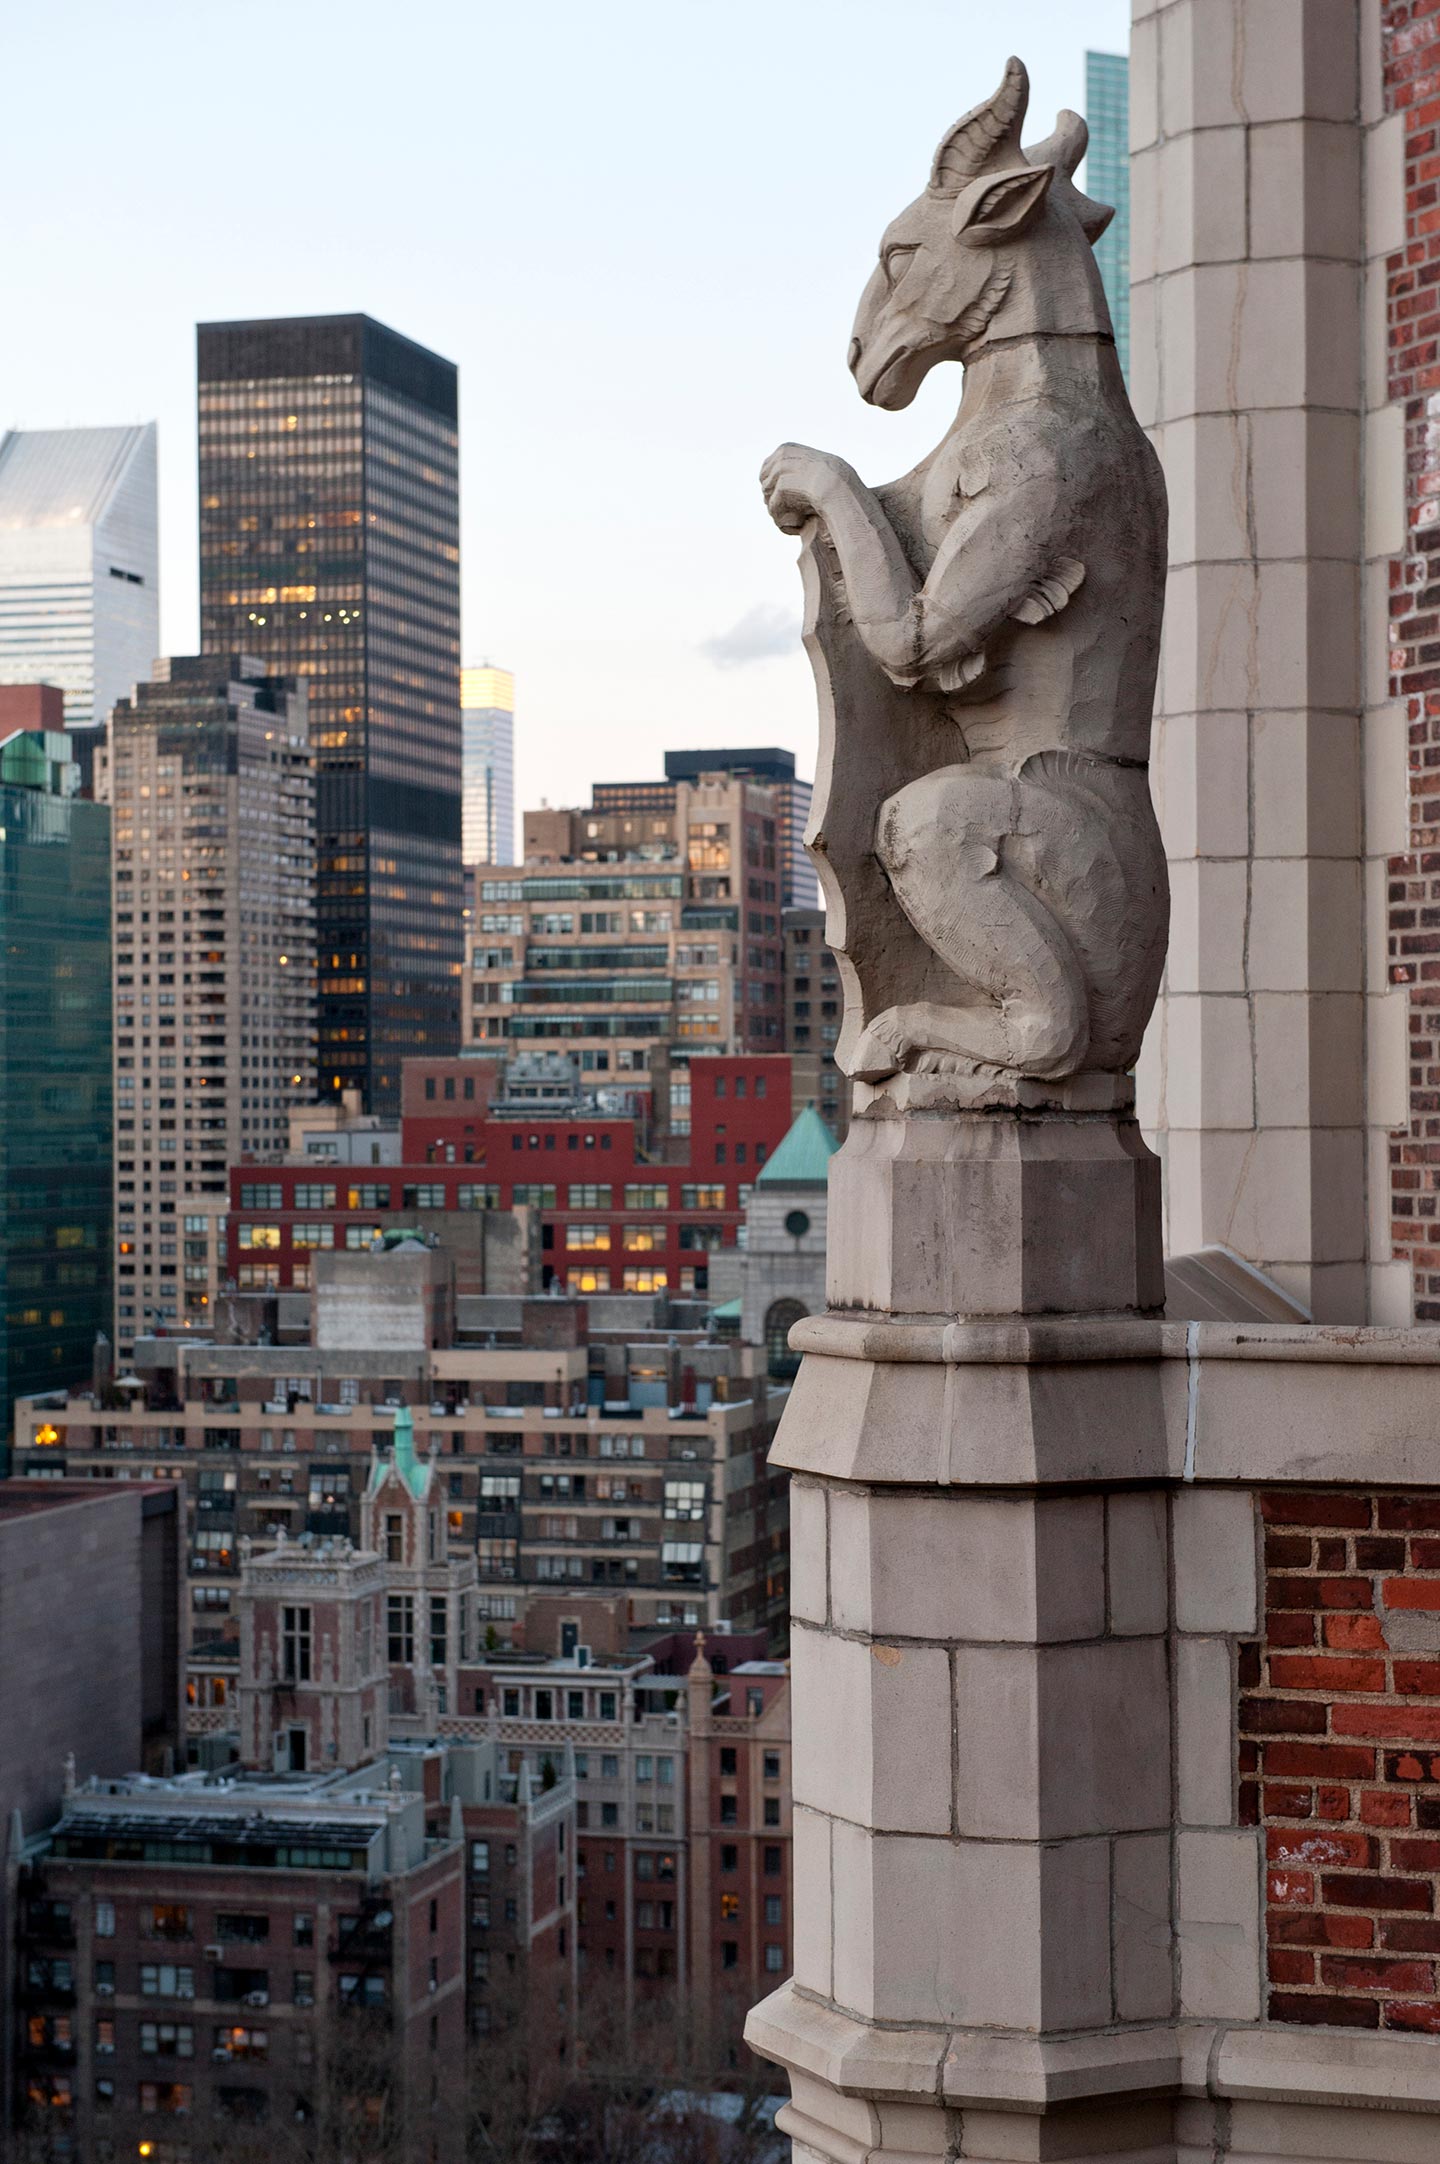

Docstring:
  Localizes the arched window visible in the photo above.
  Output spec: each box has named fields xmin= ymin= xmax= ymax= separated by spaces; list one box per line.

xmin=764 ymin=1298 xmax=808 ymax=1382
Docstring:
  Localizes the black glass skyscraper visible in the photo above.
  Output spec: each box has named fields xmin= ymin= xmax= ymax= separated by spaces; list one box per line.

xmin=197 ymin=314 xmax=462 ymax=1111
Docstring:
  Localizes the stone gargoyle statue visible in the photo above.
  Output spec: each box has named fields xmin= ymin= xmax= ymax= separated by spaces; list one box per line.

xmin=762 ymin=57 xmax=1167 ymax=1104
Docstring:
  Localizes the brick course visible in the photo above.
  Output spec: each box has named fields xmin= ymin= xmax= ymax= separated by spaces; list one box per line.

xmin=1384 ymin=0 xmax=1440 ymax=1319
xmin=1240 ymin=1488 xmax=1440 ymax=2031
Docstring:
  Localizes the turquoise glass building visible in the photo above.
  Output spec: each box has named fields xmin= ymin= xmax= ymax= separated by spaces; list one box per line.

xmin=1085 ymin=50 xmax=1130 ymax=382
xmin=0 ymin=724 xmax=111 ymax=1452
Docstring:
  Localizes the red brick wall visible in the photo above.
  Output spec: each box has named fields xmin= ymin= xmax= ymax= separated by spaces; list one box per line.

xmin=1384 ymin=0 xmax=1440 ymax=1318
xmin=1242 ymin=1488 xmax=1440 ymax=2032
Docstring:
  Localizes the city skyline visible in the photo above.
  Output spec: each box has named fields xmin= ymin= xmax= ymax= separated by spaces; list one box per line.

xmin=0 ymin=0 xmax=1127 ymax=823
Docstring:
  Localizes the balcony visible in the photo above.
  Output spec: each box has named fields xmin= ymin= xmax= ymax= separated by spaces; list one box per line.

xmin=23 ymin=1910 xmax=76 ymax=1948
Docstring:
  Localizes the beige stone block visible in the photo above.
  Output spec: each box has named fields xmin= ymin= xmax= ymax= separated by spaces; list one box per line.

xmin=1249 ymin=119 xmax=1362 ymax=264
xmin=1161 ymin=0 xmax=1238 ymax=134
xmin=1363 ymin=557 xmax=1395 ymax=707
xmin=1177 ymin=1635 xmax=1236 ymax=1826
xmin=1307 ymin=858 xmax=1365 ymax=992
xmin=1176 ymin=1828 xmax=1262 ymax=2020
xmin=1369 ymin=1260 xmax=1414 ymax=1328
xmin=1365 ymin=701 xmax=1409 ymax=857
xmin=1166 ymin=857 xmax=1248 ymax=997
xmin=1361 ymin=0 xmax=1385 ymax=128
xmin=1241 ymin=0 xmax=1359 ymax=125
xmin=1163 ymin=417 xmax=1250 ymax=569
xmin=1366 ymin=110 xmax=1406 ymax=262
xmin=1112 ymin=1830 xmax=1174 ymax=2022
xmin=1156 ymin=127 xmax=1247 ymax=277
xmin=1174 ymin=1487 xmax=1257 ymax=1634
xmin=1254 ymin=993 xmax=1364 ymax=1132
xmin=1366 ymin=403 xmax=1407 ymax=560
xmin=1129 ymin=146 xmax=1159 ymax=293
xmin=790 ymin=1804 xmax=831 ymax=1996
xmin=828 ymin=1489 xmax=1104 ymax=1645
xmin=954 ymin=1639 xmax=1171 ymax=1841
xmin=1310 ymin=1126 xmax=1367 ymax=1264
xmin=1163 ymin=993 xmax=1254 ymax=1131
xmin=788 ymin=1478 xmax=827 ymax=1627
xmin=1228 ymin=2097 xmax=1440 ymax=2164
xmin=1153 ymin=710 xmax=1249 ymax=860
xmin=1250 ymin=409 xmax=1362 ymax=568
xmin=1260 ymin=558 xmax=1362 ymax=712
xmin=1249 ymin=859 xmax=1363 ymax=995
xmin=1130 ymin=11 xmax=1160 ymax=150
xmin=829 ymin=1826 xmax=1029 ymax=2029
xmin=1136 ymin=1011 xmax=1164 ymax=1136
xmin=1368 ymin=1124 xmax=1397 ymax=1255
xmin=1366 ymin=989 xmax=1409 ymax=1131
xmin=1107 ymin=1492 xmax=1169 ymax=1636
xmin=1364 ymin=253 xmax=1392 ymax=411
xmin=791 ymin=1628 xmax=951 ymax=1836
xmin=1310 ymin=1258 xmax=1368 ymax=1324
xmin=1130 ymin=277 xmax=1160 ymax=433
xmin=1365 ymin=855 xmax=1391 ymax=995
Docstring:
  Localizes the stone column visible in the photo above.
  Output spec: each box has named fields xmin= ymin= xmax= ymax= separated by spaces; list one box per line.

xmin=1132 ymin=0 xmax=1409 ymax=1324
xmin=747 ymin=1101 xmax=1183 ymax=2161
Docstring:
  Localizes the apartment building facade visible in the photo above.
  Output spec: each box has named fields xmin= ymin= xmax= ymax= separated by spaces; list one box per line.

xmin=466 ymin=772 xmax=787 ymax=1076
xmin=98 ymin=657 xmax=316 ymax=1356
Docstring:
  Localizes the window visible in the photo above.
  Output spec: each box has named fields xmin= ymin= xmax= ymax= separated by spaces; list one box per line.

xmin=720 ymin=1891 xmax=740 ymax=1920
xmin=512 ymin=1183 xmax=557 ymax=1207
xmin=239 ymin=1183 xmax=282 ymax=1209
xmin=624 ymin=1184 xmax=668 ymax=1209
xmin=764 ymin=1845 xmax=782 ymax=1875
xmin=721 ymin=1941 xmax=739 ymax=1970
xmin=765 ymin=1297 xmax=807 ymax=1381
xmin=291 ymin=1222 xmax=334 ymax=1250
xmin=140 ymin=1965 xmax=194 ymax=1999
xmin=765 ymin=1943 xmax=785 ymax=1972
xmin=139 ymin=2020 xmax=194 ymax=2059
xmin=293 ymin=1914 xmax=314 ymax=1947
xmin=282 ymin=1606 xmax=311 ymax=1682
xmin=293 ymin=1183 xmax=336 ymax=1209
xmin=457 ymin=1184 xmax=501 ymax=1210
xmin=403 ymin=1184 xmax=447 ymax=1208
xmin=566 ymin=1222 xmax=610 ymax=1250
xmin=148 ymin=1904 xmax=191 ymax=1941
xmin=94 ymin=1900 xmax=116 ymax=1938
xmin=764 ymin=1751 xmax=781 ymax=1781
xmin=345 ymin=1224 xmax=383 ymax=1250
xmin=346 ymin=1184 xmax=391 ymax=1209
xmin=664 ymin=1478 xmax=705 ymax=1521
xmin=216 ymin=1913 xmax=269 ymax=1943
xmin=387 ymin=1594 xmax=415 ymax=1663
xmin=680 ymin=1184 xmax=725 ymax=1209
xmin=764 ymin=1797 xmax=781 ymax=1826
xmin=139 ymin=2081 xmax=193 ymax=2113
xmin=623 ymin=1266 xmax=667 ymax=1291
xmin=238 ymin=1223 xmax=281 ymax=1250
xmin=471 ymin=1841 xmax=490 ymax=1875
xmin=567 ymin=1183 xmax=612 ymax=1209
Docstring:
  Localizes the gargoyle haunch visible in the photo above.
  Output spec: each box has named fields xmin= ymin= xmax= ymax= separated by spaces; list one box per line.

xmin=762 ymin=57 xmax=1168 ymax=1094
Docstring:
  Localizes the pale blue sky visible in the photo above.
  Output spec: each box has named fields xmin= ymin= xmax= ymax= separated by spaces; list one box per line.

xmin=1 ymin=0 xmax=1128 ymax=816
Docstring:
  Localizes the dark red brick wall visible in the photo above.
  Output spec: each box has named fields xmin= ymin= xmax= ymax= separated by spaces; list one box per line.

xmin=1242 ymin=1489 xmax=1440 ymax=2031
xmin=1384 ymin=1 xmax=1440 ymax=1318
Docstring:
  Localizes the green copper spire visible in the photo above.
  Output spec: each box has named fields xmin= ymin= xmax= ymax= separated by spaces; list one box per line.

xmin=391 ymin=1405 xmax=427 ymax=1499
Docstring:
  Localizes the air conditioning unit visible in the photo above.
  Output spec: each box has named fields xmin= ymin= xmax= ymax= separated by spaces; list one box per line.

xmin=211 ymin=2046 xmax=232 ymax=2062
xmin=204 ymin=1942 xmax=223 ymax=1958
xmin=95 ymin=1981 xmax=114 ymax=1997
xmin=243 ymin=1989 xmax=269 ymax=2007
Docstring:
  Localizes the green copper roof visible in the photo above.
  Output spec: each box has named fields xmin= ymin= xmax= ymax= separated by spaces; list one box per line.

xmin=710 ymin=1297 xmax=743 ymax=1321
xmin=391 ymin=1405 xmax=428 ymax=1499
xmin=756 ymin=1105 xmax=837 ymax=1189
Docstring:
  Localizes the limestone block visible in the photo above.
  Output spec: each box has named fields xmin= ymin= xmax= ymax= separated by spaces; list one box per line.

xmin=1130 ymin=12 xmax=1160 ymax=149
xmin=789 ymin=1477 xmax=828 ymax=1626
xmin=1107 ymin=1491 xmax=1169 ymax=1636
xmin=825 ymin=1112 xmax=1164 ymax=1319
xmin=1130 ymin=275 xmax=1160 ymax=433
xmin=1155 ymin=126 xmax=1248 ymax=276
xmin=1253 ymin=994 xmax=1364 ymax=1132
xmin=1309 ymin=1128 xmax=1366 ymax=1265
xmin=1366 ymin=110 xmax=1406 ymax=262
xmin=1162 ymin=994 xmax=1254 ymax=1132
xmin=1249 ymin=119 xmax=1362 ymax=265
xmin=1364 ymin=990 xmax=1408 ymax=1131
xmin=1250 ymin=709 xmax=1361 ymax=861
xmin=1363 ymin=558 xmax=1394 ymax=707
xmin=1159 ymin=261 xmax=1359 ymax=422
xmin=830 ymin=1821 xmax=1110 ymax=2030
xmin=1365 ymin=404 xmax=1406 ymax=560
xmin=1364 ymin=702 xmax=1409 ymax=858
xmin=791 ymin=1627 xmax=952 ymax=1835
xmin=1173 ymin=1487 xmax=1257 ymax=1634
xmin=1112 ymin=1832 xmax=1174 ymax=2022
xmin=1153 ymin=710 xmax=1249 ymax=861
xmin=1165 ymin=858 xmax=1248 ymax=997
xmin=1309 ymin=1259 xmax=1367 ymax=1325
xmin=1163 ymin=413 xmax=1252 ymax=569
xmin=1239 ymin=0 xmax=1360 ymax=126
xmin=828 ymin=1489 xmax=1104 ymax=1644
xmin=1176 ymin=1827 xmax=1262 ymax=2020
xmin=791 ymin=1804 xmax=832 ymax=1997
xmin=1176 ymin=1635 xmax=1236 ymax=1826
xmin=953 ymin=1638 xmax=1171 ymax=1841
xmin=1160 ymin=0 xmax=1238 ymax=136
xmin=1369 ymin=1259 xmax=1414 ymax=1330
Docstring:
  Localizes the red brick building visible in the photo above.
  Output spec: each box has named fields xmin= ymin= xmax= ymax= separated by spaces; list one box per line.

xmin=226 ymin=1052 xmax=793 ymax=1300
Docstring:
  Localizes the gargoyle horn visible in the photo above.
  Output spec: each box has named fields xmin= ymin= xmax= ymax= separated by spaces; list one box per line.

xmin=929 ymin=56 xmax=1029 ymax=195
xmin=1023 ymin=110 xmax=1116 ymax=244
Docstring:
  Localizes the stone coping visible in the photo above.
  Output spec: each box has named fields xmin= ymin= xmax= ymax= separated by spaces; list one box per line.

xmin=746 ymin=1984 xmax=1440 ymax=2115
xmin=792 ymin=1314 xmax=1440 ymax=1369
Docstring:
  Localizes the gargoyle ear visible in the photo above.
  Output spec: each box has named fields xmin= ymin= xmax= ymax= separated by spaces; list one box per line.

xmin=1023 ymin=110 xmax=1086 ymax=180
xmin=951 ymin=162 xmax=1053 ymax=246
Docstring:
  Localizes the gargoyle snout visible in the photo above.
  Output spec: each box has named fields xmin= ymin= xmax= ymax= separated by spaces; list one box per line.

xmin=847 ymin=337 xmax=862 ymax=375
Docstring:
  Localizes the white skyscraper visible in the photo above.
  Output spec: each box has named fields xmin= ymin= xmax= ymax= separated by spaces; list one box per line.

xmin=461 ymin=661 xmax=516 ymax=865
xmin=0 ymin=424 xmax=159 ymax=739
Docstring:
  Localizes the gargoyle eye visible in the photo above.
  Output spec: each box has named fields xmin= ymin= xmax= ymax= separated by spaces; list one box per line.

xmin=882 ymin=245 xmax=917 ymax=289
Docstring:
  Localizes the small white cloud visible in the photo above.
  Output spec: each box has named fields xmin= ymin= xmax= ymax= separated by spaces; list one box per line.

xmin=700 ymin=602 xmax=801 ymax=670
